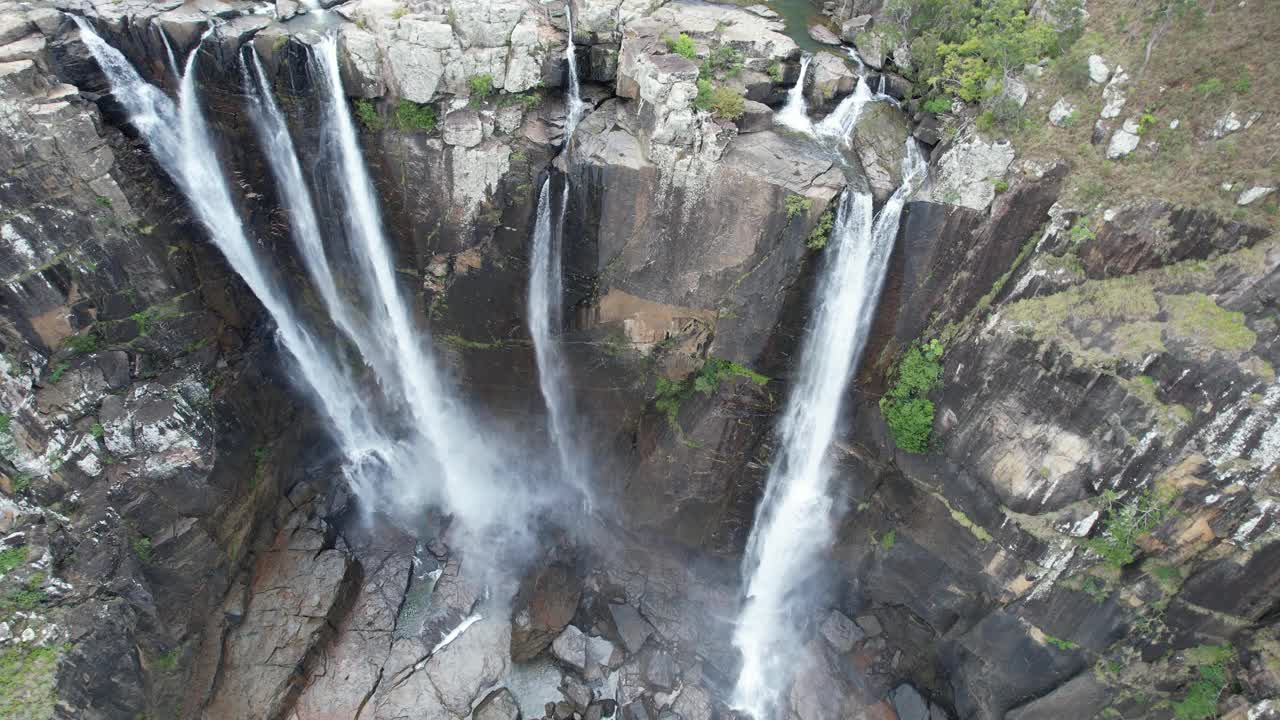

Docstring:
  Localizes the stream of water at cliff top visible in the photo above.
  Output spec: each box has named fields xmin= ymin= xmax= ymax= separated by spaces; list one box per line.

xmin=731 ymin=129 xmax=927 ymax=716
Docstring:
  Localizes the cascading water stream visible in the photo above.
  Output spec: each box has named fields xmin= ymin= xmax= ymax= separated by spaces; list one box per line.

xmin=815 ymin=74 xmax=874 ymax=140
xmin=562 ymin=1 xmax=586 ymax=143
xmin=730 ymin=140 xmax=928 ymax=718
xmin=73 ymin=17 xmax=393 ymax=493
xmin=311 ymin=36 xmax=520 ymax=532
xmin=240 ymin=48 xmax=399 ymax=389
xmin=775 ymin=54 xmax=813 ymax=133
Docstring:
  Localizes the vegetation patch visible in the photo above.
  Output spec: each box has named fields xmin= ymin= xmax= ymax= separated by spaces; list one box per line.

xmin=0 ymin=643 xmax=59 ymax=719
xmin=1173 ymin=645 xmax=1232 ymax=720
xmin=806 ymin=209 xmax=835 ymax=249
xmin=1081 ymin=486 xmax=1176 ymax=568
xmin=880 ymin=339 xmax=944 ymax=453
xmin=62 ymin=333 xmax=99 ymax=355
xmin=654 ymin=357 xmax=769 ymax=434
xmin=664 ymin=33 xmax=697 ymax=60
xmin=785 ymin=194 xmax=812 ymax=220
xmin=1161 ymin=293 xmax=1255 ymax=353
xmin=442 ymin=335 xmax=503 ymax=350
xmin=394 ymin=101 xmax=438 ymax=133
xmin=354 ymin=99 xmax=383 ymax=131
xmin=0 ymin=547 xmax=26 ymax=575
xmin=132 ymin=536 xmax=153 ymax=564
xmin=693 ymin=80 xmax=745 ymax=119
xmin=468 ymin=74 xmax=495 ymax=102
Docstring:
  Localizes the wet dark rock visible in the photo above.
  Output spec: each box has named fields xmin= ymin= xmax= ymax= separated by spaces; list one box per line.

xmin=891 ymin=683 xmax=930 ymax=720
xmin=642 ymin=648 xmax=678 ymax=689
xmin=1081 ymin=201 xmax=1271 ymax=278
xmin=1005 ymin=671 xmax=1109 ymax=720
xmin=512 ymin=562 xmax=584 ymax=662
xmin=609 ymin=603 xmax=655 ymax=654
xmin=820 ymin=609 xmax=864 ymax=652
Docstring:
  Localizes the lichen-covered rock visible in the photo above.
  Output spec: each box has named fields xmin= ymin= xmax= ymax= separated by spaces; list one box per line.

xmin=919 ymin=129 xmax=1016 ymax=210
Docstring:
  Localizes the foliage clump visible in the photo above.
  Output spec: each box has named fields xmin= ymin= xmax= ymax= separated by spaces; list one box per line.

xmin=394 ymin=100 xmax=438 ymax=132
xmin=0 ymin=546 xmax=26 ymax=575
xmin=1173 ymin=645 xmax=1233 ymax=720
xmin=806 ymin=209 xmax=835 ymax=249
xmin=469 ymin=74 xmax=495 ymax=100
xmin=665 ymin=33 xmax=697 ymax=60
xmin=354 ymin=99 xmax=383 ymax=131
xmin=880 ymin=339 xmax=944 ymax=453
xmin=1081 ymin=487 xmax=1176 ymax=568
xmin=885 ymin=0 xmax=1081 ymax=102
xmin=785 ymin=194 xmax=812 ymax=220
xmin=654 ymin=358 xmax=769 ymax=433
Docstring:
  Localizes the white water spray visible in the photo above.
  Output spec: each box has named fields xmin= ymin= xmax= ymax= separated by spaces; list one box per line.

xmin=815 ymin=75 xmax=874 ymax=140
xmin=731 ymin=142 xmax=927 ymax=718
xmin=775 ymin=54 xmax=812 ymax=133
xmin=312 ymin=35 xmax=527 ymax=535
xmin=73 ymin=18 xmax=393 ymax=493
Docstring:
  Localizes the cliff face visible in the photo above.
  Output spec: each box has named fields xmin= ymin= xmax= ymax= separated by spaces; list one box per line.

xmin=0 ymin=0 xmax=1277 ymax=719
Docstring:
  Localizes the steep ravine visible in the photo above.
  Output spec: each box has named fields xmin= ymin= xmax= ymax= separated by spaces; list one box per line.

xmin=0 ymin=1 xmax=1277 ymax=720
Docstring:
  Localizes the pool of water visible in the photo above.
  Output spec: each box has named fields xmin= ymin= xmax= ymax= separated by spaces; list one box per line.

xmin=765 ymin=0 xmax=836 ymax=55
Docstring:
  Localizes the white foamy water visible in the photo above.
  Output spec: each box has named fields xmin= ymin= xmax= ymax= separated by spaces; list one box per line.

xmin=731 ymin=142 xmax=927 ymax=718
xmin=74 ymin=18 xmax=393 ymax=490
xmin=562 ymin=1 xmax=587 ymax=142
xmin=775 ymin=54 xmax=813 ymax=133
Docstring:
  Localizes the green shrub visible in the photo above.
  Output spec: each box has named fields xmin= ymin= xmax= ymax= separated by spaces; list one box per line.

xmin=1194 ymin=77 xmax=1224 ymax=96
xmin=877 ymin=529 xmax=897 ymax=552
xmin=993 ymin=179 xmax=1009 ymax=193
xmin=95 ymin=195 xmax=112 ymax=209
xmin=47 ymin=363 xmax=69 ymax=384
xmin=354 ymin=99 xmax=383 ymax=131
xmin=922 ymin=96 xmax=951 ymax=114
xmin=665 ymin=33 xmax=697 ymax=60
xmin=654 ymin=357 xmax=768 ymax=433
xmin=390 ymin=4 xmax=407 ymax=19
xmin=469 ymin=73 xmax=495 ymax=100
xmin=1233 ymin=72 xmax=1252 ymax=94
xmin=1136 ymin=109 xmax=1157 ymax=135
xmin=1173 ymin=647 xmax=1232 ymax=720
xmin=1055 ymin=48 xmax=1092 ymax=90
xmin=394 ymin=100 xmax=437 ymax=132
xmin=888 ymin=0 xmax=1076 ymax=102
xmin=694 ymin=79 xmax=714 ymax=111
xmin=1080 ymin=487 xmax=1176 ymax=568
xmin=133 ymin=536 xmax=153 ymax=563
xmin=90 ymin=423 xmax=105 ymax=439
xmin=1069 ymin=220 xmax=1095 ymax=245
xmin=880 ymin=339 xmax=944 ymax=453
xmin=806 ymin=209 xmax=835 ymax=249
xmin=767 ymin=61 xmax=784 ymax=83
xmin=707 ymin=86 xmax=745 ymax=119
xmin=785 ymin=194 xmax=812 ymax=220
xmin=975 ymin=110 xmax=996 ymax=133
xmin=63 ymin=332 xmax=99 ymax=355
xmin=0 ymin=546 xmax=26 ymax=575
xmin=701 ymin=46 xmax=743 ymax=79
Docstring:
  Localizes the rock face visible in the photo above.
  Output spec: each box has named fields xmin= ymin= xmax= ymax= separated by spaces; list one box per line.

xmin=2 ymin=2 xmax=1278 ymax=720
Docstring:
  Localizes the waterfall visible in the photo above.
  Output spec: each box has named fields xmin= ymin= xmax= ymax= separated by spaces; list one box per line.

xmin=775 ymin=54 xmax=812 ymax=133
xmin=527 ymin=177 xmax=590 ymax=509
xmin=240 ymin=49 xmax=397 ymax=387
xmin=311 ymin=35 xmax=519 ymax=533
xmin=562 ymin=1 xmax=586 ymax=142
xmin=730 ymin=142 xmax=927 ymax=719
xmin=72 ymin=18 xmax=394 ymax=493
xmin=815 ymin=75 xmax=874 ymax=140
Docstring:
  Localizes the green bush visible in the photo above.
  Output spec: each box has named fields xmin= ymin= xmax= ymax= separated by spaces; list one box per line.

xmin=469 ymin=74 xmax=495 ymax=100
xmin=886 ymin=0 xmax=1076 ymax=102
xmin=1233 ymin=72 xmax=1252 ymax=94
xmin=665 ymin=33 xmax=697 ymax=60
xmin=354 ymin=99 xmax=383 ymax=131
xmin=133 ymin=536 xmax=153 ymax=563
xmin=880 ymin=339 xmax=944 ymax=453
xmin=394 ymin=100 xmax=437 ymax=132
xmin=654 ymin=357 xmax=768 ymax=433
xmin=922 ymin=96 xmax=951 ymax=114
xmin=1173 ymin=648 xmax=1232 ymax=720
xmin=1136 ymin=109 xmax=1157 ymax=135
xmin=767 ymin=61 xmax=784 ymax=83
xmin=993 ymin=179 xmax=1009 ymax=193
xmin=1055 ymin=47 xmax=1092 ymax=90
xmin=1194 ymin=77 xmax=1224 ymax=96
xmin=806 ymin=209 xmax=835 ymax=249
xmin=63 ymin=332 xmax=99 ymax=355
xmin=47 ymin=363 xmax=69 ymax=384
xmin=785 ymin=194 xmax=812 ymax=220
xmin=1081 ymin=487 xmax=1176 ymax=568
xmin=707 ymin=86 xmax=745 ymax=119
xmin=701 ymin=46 xmax=743 ymax=79
xmin=0 ymin=546 xmax=26 ymax=575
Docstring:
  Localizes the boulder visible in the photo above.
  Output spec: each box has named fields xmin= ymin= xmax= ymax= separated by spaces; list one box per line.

xmin=510 ymin=562 xmax=583 ymax=661
xmin=1087 ymin=54 xmax=1109 ymax=84
xmin=840 ymin=15 xmax=873 ymax=44
xmin=819 ymin=610 xmax=863 ymax=653
xmin=642 ymin=649 xmax=678 ymax=689
xmin=1212 ymin=110 xmax=1261 ymax=139
xmin=609 ymin=603 xmax=655 ymax=653
xmin=589 ymin=43 xmax=619 ymax=82
xmin=474 ymin=688 xmax=522 ymax=720
xmin=1238 ymin=186 xmax=1275 ymax=206
xmin=808 ymin=24 xmax=841 ymax=46
xmin=919 ymin=129 xmax=1015 ymax=210
xmin=737 ymin=99 xmax=773 ymax=133
xmin=1100 ymin=66 xmax=1128 ymax=119
xmin=0 ymin=13 xmax=33 ymax=46
xmin=849 ymin=100 xmax=911 ymax=201
xmin=808 ymin=52 xmax=857 ymax=107
xmin=1105 ymin=118 xmax=1141 ymax=159
xmin=891 ymin=684 xmax=931 ymax=720
xmin=855 ymin=29 xmax=887 ymax=69
xmin=1048 ymin=98 xmax=1076 ymax=127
